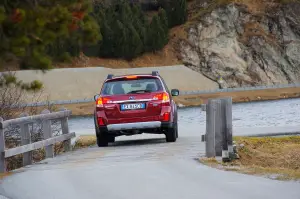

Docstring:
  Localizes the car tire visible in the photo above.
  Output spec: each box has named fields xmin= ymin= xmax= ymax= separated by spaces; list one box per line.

xmin=166 ymin=124 xmax=177 ymax=142
xmin=97 ymin=134 xmax=109 ymax=147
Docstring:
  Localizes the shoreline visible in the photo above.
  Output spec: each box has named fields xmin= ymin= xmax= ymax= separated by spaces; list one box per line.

xmin=25 ymin=86 xmax=300 ymax=117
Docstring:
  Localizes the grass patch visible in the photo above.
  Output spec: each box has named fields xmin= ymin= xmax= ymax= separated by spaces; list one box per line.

xmin=200 ymin=136 xmax=300 ymax=181
xmin=74 ymin=135 xmax=97 ymax=149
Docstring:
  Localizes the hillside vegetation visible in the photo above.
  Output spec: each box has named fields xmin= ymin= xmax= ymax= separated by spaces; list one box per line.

xmin=0 ymin=0 xmax=187 ymax=71
xmin=51 ymin=0 xmax=300 ymax=70
xmin=1 ymin=0 xmax=299 ymax=72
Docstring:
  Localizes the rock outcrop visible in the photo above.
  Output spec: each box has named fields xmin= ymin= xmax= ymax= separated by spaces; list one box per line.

xmin=180 ymin=2 xmax=300 ymax=88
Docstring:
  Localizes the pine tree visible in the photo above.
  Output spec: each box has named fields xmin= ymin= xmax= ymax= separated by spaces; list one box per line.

xmin=177 ymin=0 xmax=187 ymax=25
xmin=99 ymin=20 xmax=115 ymax=57
xmin=147 ymin=15 xmax=165 ymax=52
xmin=0 ymin=0 xmax=101 ymax=71
xmin=159 ymin=0 xmax=187 ymax=28
xmin=158 ymin=8 xmax=169 ymax=45
xmin=125 ymin=24 xmax=143 ymax=60
xmin=119 ymin=0 xmax=133 ymax=25
xmin=132 ymin=4 xmax=147 ymax=52
xmin=112 ymin=20 xmax=128 ymax=58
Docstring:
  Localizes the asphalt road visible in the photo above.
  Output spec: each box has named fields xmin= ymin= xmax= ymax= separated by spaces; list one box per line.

xmin=1 ymin=122 xmax=300 ymax=199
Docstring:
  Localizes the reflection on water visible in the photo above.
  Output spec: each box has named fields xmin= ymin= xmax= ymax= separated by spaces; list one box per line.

xmin=68 ymin=98 xmax=300 ymax=136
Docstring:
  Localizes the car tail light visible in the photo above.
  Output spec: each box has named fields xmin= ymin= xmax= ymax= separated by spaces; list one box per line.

xmin=153 ymin=92 xmax=170 ymax=105
xmin=162 ymin=112 xmax=170 ymax=121
xmin=96 ymin=97 xmax=110 ymax=106
xmin=97 ymin=117 xmax=105 ymax=126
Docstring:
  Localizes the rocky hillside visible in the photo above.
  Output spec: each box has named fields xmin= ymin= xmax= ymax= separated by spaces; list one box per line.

xmin=180 ymin=1 xmax=300 ymax=88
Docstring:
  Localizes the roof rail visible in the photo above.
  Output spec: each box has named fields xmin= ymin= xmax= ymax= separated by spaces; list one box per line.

xmin=152 ymin=71 xmax=159 ymax=76
xmin=107 ymin=74 xmax=114 ymax=79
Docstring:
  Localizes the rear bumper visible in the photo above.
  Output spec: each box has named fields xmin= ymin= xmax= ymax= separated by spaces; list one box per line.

xmin=107 ymin=121 xmax=161 ymax=131
xmin=97 ymin=121 xmax=173 ymax=133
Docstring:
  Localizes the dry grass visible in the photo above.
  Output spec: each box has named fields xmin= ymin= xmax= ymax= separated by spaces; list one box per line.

xmin=74 ymin=135 xmax=97 ymax=149
xmin=239 ymin=21 xmax=280 ymax=48
xmin=233 ymin=136 xmax=300 ymax=180
xmin=200 ymin=136 xmax=300 ymax=181
xmin=44 ymin=87 xmax=300 ymax=116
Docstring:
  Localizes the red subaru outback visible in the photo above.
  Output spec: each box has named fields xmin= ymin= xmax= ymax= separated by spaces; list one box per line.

xmin=93 ymin=71 xmax=180 ymax=147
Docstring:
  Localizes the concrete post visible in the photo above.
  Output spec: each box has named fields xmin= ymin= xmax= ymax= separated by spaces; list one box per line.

xmin=206 ymin=99 xmax=217 ymax=157
xmin=224 ymin=97 xmax=233 ymax=158
xmin=216 ymin=97 xmax=233 ymax=161
xmin=214 ymin=100 xmax=223 ymax=156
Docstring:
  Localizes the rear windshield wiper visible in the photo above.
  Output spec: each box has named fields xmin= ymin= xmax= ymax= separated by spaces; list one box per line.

xmin=127 ymin=90 xmax=151 ymax=94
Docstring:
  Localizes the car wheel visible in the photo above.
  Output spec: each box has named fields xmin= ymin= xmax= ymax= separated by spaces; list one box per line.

xmin=166 ymin=124 xmax=177 ymax=142
xmin=97 ymin=134 xmax=109 ymax=147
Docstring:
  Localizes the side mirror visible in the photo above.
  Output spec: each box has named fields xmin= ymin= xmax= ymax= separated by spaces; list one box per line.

xmin=94 ymin=94 xmax=100 ymax=101
xmin=171 ymin=89 xmax=179 ymax=96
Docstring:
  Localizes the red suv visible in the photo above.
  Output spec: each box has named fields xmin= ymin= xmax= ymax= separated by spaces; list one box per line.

xmin=93 ymin=71 xmax=180 ymax=147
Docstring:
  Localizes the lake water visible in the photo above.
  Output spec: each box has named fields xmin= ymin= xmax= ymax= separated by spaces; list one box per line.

xmin=68 ymin=98 xmax=300 ymax=136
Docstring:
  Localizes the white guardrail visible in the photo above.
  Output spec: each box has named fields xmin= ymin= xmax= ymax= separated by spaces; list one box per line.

xmin=19 ymin=83 xmax=300 ymax=107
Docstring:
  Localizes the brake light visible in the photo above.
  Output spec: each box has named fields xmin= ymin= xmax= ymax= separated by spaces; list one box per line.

xmin=96 ymin=97 xmax=110 ymax=106
xmin=162 ymin=112 xmax=170 ymax=121
xmin=125 ymin=75 xmax=137 ymax=79
xmin=153 ymin=92 xmax=170 ymax=103
xmin=97 ymin=117 xmax=105 ymax=126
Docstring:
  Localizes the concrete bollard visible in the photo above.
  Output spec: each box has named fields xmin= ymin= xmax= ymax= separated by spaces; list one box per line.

xmin=205 ymin=97 xmax=234 ymax=161
xmin=214 ymin=100 xmax=223 ymax=156
xmin=205 ymin=99 xmax=217 ymax=157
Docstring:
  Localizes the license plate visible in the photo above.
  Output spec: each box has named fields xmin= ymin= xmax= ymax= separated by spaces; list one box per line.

xmin=121 ymin=103 xmax=146 ymax=111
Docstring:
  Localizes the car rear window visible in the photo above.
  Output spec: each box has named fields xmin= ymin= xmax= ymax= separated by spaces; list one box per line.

xmin=101 ymin=77 xmax=163 ymax=95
